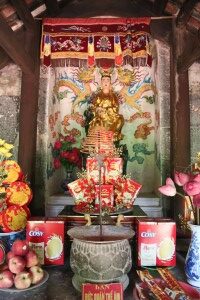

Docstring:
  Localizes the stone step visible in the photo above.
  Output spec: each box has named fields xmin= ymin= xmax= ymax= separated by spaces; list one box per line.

xmin=135 ymin=193 xmax=160 ymax=207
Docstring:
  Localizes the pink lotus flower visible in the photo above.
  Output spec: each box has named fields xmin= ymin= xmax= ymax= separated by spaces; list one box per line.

xmin=193 ymin=194 xmax=200 ymax=208
xmin=158 ymin=171 xmax=200 ymax=224
xmin=183 ymin=181 xmax=200 ymax=196
xmin=174 ymin=171 xmax=190 ymax=186
xmin=158 ymin=178 xmax=176 ymax=196
xmin=193 ymin=174 xmax=200 ymax=183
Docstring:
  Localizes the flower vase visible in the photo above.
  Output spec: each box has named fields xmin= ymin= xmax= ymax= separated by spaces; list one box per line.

xmin=61 ymin=170 xmax=74 ymax=192
xmin=185 ymin=223 xmax=200 ymax=287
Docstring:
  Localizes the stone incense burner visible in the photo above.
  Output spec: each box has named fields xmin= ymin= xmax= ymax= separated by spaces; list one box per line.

xmin=67 ymin=224 xmax=134 ymax=291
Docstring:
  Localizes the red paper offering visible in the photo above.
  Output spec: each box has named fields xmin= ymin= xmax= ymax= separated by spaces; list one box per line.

xmin=86 ymin=157 xmax=123 ymax=184
xmin=86 ymin=158 xmax=105 ymax=184
xmin=122 ymin=178 xmax=142 ymax=207
xmin=114 ymin=178 xmax=142 ymax=208
xmin=95 ymin=184 xmax=114 ymax=208
xmin=68 ymin=178 xmax=95 ymax=203
xmin=6 ymin=181 xmax=32 ymax=207
xmin=82 ymin=283 xmax=123 ymax=300
xmin=104 ymin=157 xmax=123 ymax=183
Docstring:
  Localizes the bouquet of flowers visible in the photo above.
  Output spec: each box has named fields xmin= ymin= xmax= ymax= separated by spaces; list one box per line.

xmin=0 ymin=139 xmax=13 ymax=185
xmin=52 ymin=135 xmax=82 ymax=172
xmin=159 ymin=153 xmax=200 ymax=225
xmin=0 ymin=139 xmax=32 ymax=232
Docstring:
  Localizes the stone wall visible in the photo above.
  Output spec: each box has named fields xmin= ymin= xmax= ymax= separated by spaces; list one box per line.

xmin=189 ymin=62 xmax=200 ymax=161
xmin=0 ymin=64 xmax=21 ymax=158
xmin=153 ymin=39 xmax=171 ymax=216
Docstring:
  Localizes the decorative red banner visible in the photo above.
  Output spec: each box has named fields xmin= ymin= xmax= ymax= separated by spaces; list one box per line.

xmin=41 ymin=17 xmax=152 ymax=68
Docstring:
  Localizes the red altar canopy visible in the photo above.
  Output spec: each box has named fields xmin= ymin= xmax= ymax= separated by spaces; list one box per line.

xmin=41 ymin=17 xmax=152 ymax=68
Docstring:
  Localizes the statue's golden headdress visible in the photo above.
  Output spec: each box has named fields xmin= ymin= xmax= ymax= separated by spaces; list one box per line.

xmin=99 ymin=67 xmax=113 ymax=78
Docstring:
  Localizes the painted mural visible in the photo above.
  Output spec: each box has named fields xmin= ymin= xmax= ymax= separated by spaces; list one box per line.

xmin=37 ymin=17 xmax=159 ymax=202
xmin=43 ymin=65 xmax=156 ymax=193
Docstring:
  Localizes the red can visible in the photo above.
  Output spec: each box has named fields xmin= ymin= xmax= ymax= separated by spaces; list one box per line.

xmin=26 ymin=217 xmax=65 ymax=266
xmin=136 ymin=218 xmax=176 ymax=267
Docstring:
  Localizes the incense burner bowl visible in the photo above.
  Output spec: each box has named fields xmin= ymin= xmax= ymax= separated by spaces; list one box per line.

xmin=67 ymin=225 xmax=134 ymax=291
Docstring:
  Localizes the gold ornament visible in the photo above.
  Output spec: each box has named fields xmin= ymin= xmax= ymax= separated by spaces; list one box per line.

xmin=88 ymin=75 xmax=124 ymax=141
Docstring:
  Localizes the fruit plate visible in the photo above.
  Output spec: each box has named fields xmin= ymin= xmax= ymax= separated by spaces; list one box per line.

xmin=133 ymin=279 xmax=200 ymax=300
xmin=0 ymin=270 xmax=49 ymax=293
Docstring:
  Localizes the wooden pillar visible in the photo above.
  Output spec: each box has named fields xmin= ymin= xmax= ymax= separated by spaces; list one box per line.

xmin=170 ymin=22 xmax=191 ymax=170
xmin=18 ymin=22 xmax=41 ymax=186
xmin=174 ymin=71 xmax=190 ymax=168
xmin=170 ymin=20 xmax=191 ymax=220
xmin=18 ymin=72 xmax=40 ymax=183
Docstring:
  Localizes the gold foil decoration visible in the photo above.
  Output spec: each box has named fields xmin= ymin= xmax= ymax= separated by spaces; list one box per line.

xmin=81 ymin=127 xmax=117 ymax=156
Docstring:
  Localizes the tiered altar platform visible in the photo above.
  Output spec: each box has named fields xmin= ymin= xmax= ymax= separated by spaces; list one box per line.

xmin=46 ymin=193 xmax=162 ymax=218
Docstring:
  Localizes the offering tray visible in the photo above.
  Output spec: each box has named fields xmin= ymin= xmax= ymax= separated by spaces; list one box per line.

xmin=133 ymin=278 xmax=200 ymax=300
xmin=73 ymin=206 xmax=133 ymax=215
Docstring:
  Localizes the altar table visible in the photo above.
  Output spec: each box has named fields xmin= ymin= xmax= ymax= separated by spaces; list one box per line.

xmin=0 ymin=207 xmax=198 ymax=299
xmin=0 ymin=253 xmax=197 ymax=300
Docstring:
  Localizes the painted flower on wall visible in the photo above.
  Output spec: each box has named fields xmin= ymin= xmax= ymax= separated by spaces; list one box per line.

xmin=52 ymin=135 xmax=82 ymax=172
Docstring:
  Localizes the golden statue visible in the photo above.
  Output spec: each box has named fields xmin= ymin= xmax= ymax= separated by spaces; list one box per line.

xmin=88 ymin=75 xmax=124 ymax=141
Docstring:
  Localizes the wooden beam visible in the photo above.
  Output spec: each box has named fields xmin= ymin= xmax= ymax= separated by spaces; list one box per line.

xmin=59 ymin=0 xmax=157 ymax=17
xmin=153 ymin=0 xmax=168 ymax=15
xmin=178 ymin=47 xmax=200 ymax=73
xmin=0 ymin=14 xmax=35 ymax=74
xmin=0 ymin=47 xmax=11 ymax=70
xmin=130 ymin=0 xmax=157 ymax=16
xmin=176 ymin=0 xmax=199 ymax=26
xmin=150 ymin=18 xmax=173 ymax=45
xmin=44 ymin=0 xmax=60 ymax=17
xmin=10 ymin=0 xmax=35 ymax=31
xmin=177 ymin=32 xmax=200 ymax=73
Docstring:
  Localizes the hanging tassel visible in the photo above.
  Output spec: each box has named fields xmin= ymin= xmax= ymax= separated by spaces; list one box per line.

xmin=145 ymin=34 xmax=152 ymax=67
xmin=43 ymin=34 xmax=51 ymax=67
xmin=88 ymin=35 xmax=95 ymax=67
xmin=114 ymin=35 xmax=123 ymax=66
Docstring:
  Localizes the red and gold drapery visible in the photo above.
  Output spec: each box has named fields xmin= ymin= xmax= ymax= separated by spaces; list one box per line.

xmin=41 ymin=17 xmax=152 ymax=68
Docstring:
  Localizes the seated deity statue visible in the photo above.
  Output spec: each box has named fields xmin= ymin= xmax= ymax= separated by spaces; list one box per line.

xmin=88 ymin=75 xmax=124 ymax=141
